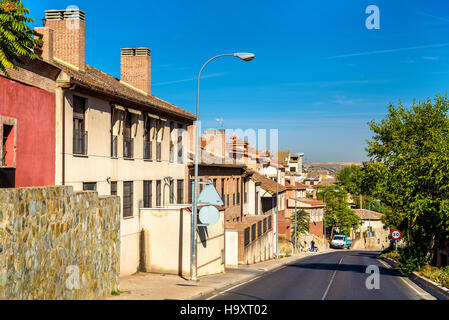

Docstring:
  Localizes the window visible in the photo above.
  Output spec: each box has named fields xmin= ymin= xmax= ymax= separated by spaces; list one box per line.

xmin=169 ymin=179 xmax=175 ymax=204
xmin=244 ymin=228 xmax=250 ymax=246
xmin=177 ymin=180 xmax=184 ymax=204
xmin=73 ymin=96 xmax=87 ymax=155
xmin=236 ymin=178 xmax=240 ymax=205
xmin=83 ymin=182 xmax=96 ymax=191
xmin=143 ymin=116 xmax=152 ymax=160
xmin=177 ymin=124 xmax=183 ymax=164
xmin=123 ymin=111 xmax=134 ymax=159
xmin=156 ymin=119 xmax=162 ymax=162
xmin=156 ymin=180 xmax=161 ymax=207
xmin=221 ymin=178 xmax=225 ymax=203
xmin=1 ymin=122 xmax=15 ymax=167
xmin=169 ymin=122 xmax=175 ymax=162
xmin=263 ymin=218 xmax=267 ymax=233
xmin=111 ymin=181 xmax=117 ymax=196
xmin=251 ymin=224 xmax=256 ymax=241
xmin=243 ymin=180 xmax=247 ymax=203
xmin=143 ymin=180 xmax=152 ymax=208
xmin=268 ymin=215 xmax=272 ymax=230
xmin=111 ymin=135 xmax=118 ymax=158
xmin=257 ymin=221 xmax=262 ymax=238
xmin=123 ymin=181 xmax=133 ymax=218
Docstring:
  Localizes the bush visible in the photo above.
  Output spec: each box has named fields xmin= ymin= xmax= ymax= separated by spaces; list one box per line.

xmin=398 ymin=246 xmax=426 ymax=275
xmin=419 ymin=265 xmax=449 ymax=289
xmin=379 ymin=250 xmax=400 ymax=261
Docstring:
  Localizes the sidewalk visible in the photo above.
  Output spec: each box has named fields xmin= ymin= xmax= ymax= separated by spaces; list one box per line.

xmin=106 ymin=249 xmax=333 ymax=300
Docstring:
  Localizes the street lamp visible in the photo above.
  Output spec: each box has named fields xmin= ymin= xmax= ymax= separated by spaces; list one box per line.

xmin=321 ymin=189 xmax=339 ymax=248
xmin=191 ymin=52 xmax=255 ymax=281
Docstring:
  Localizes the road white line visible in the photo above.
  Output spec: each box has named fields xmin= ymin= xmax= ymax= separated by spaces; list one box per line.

xmin=321 ymin=256 xmax=344 ymax=300
xmin=378 ymin=258 xmax=435 ymax=299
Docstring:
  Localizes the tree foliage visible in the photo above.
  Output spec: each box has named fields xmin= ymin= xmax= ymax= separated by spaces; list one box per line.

xmin=290 ymin=209 xmax=310 ymax=241
xmin=365 ymin=95 xmax=449 ymax=264
xmin=316 ymin=186 xmax=361 ymax=237
xmin=0 ymin=0 xmax=41 ymax=77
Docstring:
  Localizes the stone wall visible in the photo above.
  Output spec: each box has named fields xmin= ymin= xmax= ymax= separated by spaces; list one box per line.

xmin=0 ymin=186 xmax=120 ymax=299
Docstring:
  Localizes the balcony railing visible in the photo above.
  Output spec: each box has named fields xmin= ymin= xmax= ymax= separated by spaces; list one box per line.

xmin=123 ymin=137 xmax=134 ymax=159
xmin=111 ymin=135 xmax=118 ymax=158
xmin=144 ymin=140 xmax=152 ymax=160
xmin=73 ymin=130 xmax=88 ymax=155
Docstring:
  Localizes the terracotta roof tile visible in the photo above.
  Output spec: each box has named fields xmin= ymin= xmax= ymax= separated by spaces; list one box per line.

xmin=353 ymin=209 xmax=383 ymax=220
xmin=56 ymin=63 xmax=195 ymax=121
xmin=248 ymin=171 xmax=286 ymax=195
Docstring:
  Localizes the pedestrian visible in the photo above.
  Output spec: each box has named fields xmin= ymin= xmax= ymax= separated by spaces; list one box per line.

xmin=381 ymin=242 xmax=385 ymax=251
xmin=311 ymin=240 xmax=315 ymax=252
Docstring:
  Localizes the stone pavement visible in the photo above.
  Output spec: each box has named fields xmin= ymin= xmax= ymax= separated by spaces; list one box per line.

xmin=106 ymin=249 xmax=334 ymax=300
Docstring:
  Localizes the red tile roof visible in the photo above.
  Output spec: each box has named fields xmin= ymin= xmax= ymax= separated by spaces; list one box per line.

xmin=353 ymin=209 xmax=383 ymax=220
xmin=248 ymin=171 xmax=286 ymax=195
xmin=55 ymin=63 xmax=195 ymax=121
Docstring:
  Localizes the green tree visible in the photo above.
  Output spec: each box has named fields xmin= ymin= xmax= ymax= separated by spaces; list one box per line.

xmin=365 ymin=95 xmax=449 ymax=266
xmin=316 ymin=186 xmax=361 ymax=238
xmin=290 ymin=209 xmax=310 ymax=241
xmin=0 ymin=0 xmax=42 ymax=77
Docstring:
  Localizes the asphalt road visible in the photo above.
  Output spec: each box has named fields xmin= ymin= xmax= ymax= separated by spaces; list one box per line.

xmin=208 ymin=250 xmax=435 ymax=300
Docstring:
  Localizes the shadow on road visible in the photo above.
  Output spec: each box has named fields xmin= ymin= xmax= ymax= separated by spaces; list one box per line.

xmin=289 ymin=261 xmax=403 ymax=277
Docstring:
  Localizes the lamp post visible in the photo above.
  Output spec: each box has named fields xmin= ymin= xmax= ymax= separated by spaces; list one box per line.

xmin=275 ymin=165 xmax=279 ymax=259
xmin=191 ymin=53 xmax=255 ymax=281
xmin=322 ymin=189 xmax=339 ymax=248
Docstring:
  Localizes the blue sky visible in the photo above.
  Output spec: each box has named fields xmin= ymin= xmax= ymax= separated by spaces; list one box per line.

xmin=24 ymin=0 xmax=449 ymax=162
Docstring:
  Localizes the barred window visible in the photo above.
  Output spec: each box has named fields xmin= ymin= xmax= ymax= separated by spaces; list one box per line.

xmin=244 ymin=228 xmax=250 ymax=246
xmin=251 ymin=224 xmax=256 ymax=241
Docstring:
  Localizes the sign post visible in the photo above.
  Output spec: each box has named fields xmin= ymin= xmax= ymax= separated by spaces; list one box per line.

xmin=391 ymin=229 xmax=401 ymax=251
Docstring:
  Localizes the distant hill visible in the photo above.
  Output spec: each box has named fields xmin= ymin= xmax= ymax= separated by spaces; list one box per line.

xmin=303 ymin=162 xmax=363 ymax=174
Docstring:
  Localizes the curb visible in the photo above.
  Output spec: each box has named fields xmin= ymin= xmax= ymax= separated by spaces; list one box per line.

xmin=187 ymin=249 xmax=333 ymax=300
xmin=381 ymin=257 xmax=449 ymax=300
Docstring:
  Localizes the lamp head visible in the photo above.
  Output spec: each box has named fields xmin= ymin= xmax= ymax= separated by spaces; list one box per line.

xmin=234 ymin=52 xmax=255 ymax=62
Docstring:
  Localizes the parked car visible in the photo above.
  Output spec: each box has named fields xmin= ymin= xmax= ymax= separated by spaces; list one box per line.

xmin=331 ymin=234 xmax=352 ymax=249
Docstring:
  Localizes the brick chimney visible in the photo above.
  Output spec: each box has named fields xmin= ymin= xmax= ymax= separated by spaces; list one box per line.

xmin=34 ymin=27 xmax=54 ymax=61
xmin=121 ymin=48 xmax=152 ymax=94
xmin=44 ymin=9 xmax=86 ymax=71
xmin=204 ymin=129 xmax=226 ymax=160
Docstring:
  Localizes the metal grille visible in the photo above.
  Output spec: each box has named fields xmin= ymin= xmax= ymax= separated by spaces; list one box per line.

xmin=156 ymin=142 xmax=162 ymax=161
xmin=244 ymin=228 xmax=250 ymax=246
xmin=123 ymin=138 xmax=134 ymax=158
xmin=123 ymin=181 xmax=133 ymax=218
xmin=263 ymin=218 xmax=267 ymax=233
xmin=268 ymin=216 xmax=272 ymax=230
xmin=177 ymin=180 xmax=184 ymax=204
xmin=257 ymin=221 xmax=262 ymax=238
xmin=110 ymin=182 xmax=117 ymax=196
xmin=83 ymin=182 xmax=96 ymax=191
xmin=73 ymin=130 xmax=88 ymax=155
xmin=143 ymin=181 xmax=152 ymax=208
xmin=156 ymin=180 xmax=161 ymax=207
xmin=111 ymin=135 xmax=117 ymax=158
xmin=251 ymin=224 xmax=256 ymax=242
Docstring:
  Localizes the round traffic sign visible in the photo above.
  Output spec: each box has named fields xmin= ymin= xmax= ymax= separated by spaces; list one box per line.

xmin=199 ymin=205 xmax=220 ymax=226
xmin=391 ymin=229 xmax=401 ymax=240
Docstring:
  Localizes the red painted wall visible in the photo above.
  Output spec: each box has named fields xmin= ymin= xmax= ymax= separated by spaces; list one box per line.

xmin=0 ymin=76 xmax=55 ymax=187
